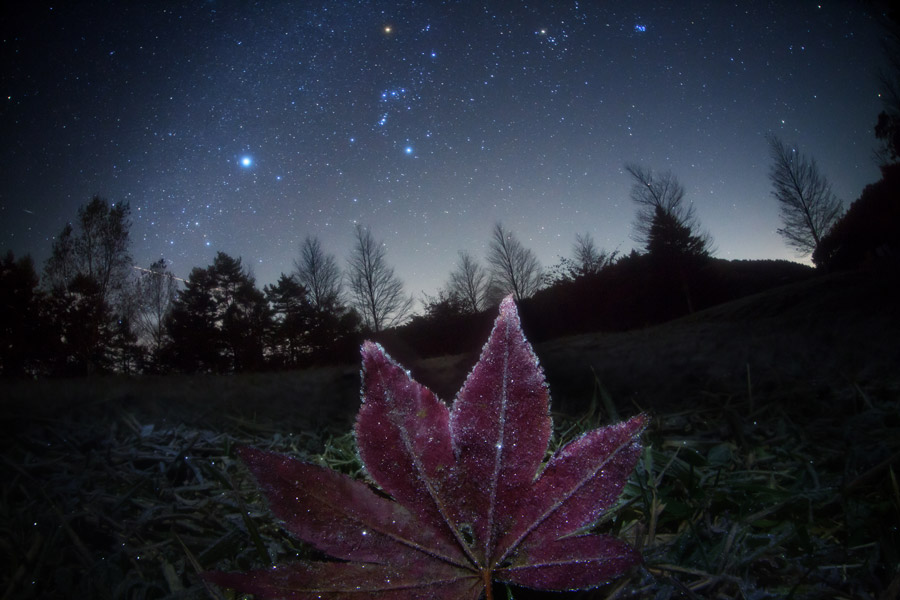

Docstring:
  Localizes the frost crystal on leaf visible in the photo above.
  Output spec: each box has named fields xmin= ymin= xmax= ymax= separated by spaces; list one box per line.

xmin=205 ymin=295 xmax=646 ymax=599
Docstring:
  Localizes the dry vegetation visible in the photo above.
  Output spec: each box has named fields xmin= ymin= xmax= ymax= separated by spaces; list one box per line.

xmin=2 ymin=270 xmax=898 ymax=599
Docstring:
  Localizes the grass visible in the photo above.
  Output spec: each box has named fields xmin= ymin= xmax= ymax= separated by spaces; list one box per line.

xmin=0 ymin=395 xmax=329 ymax=600
xmin=1 ymin=371 xmax=897 ymax=599
xmin=2 ymin=270 xmax=897 ymax=598
xmin=617 ymin=393 xmax=899 ymax=599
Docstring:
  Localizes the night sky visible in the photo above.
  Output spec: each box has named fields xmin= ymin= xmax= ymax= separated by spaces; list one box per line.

xmin=1 ymin=2 xmax=888 ymax=304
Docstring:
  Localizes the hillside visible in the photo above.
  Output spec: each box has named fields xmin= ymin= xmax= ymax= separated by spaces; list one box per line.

xmin=3 ymin=268 xmax=896 ymax=430
xmin=413 ymin=268 xmax=899 ymax=417
xmin=1 ymin=267 xmax=898 ymax=599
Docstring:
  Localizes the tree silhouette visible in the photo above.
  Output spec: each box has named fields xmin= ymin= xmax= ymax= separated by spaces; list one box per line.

xmin=294 ymin=235 xmax=342 ymax=312
xmin=646 ymin=206 xmax=712 ymax=315
xmin=41 ymin=196 xmax=133 ymax=373
xmin=646 ymin=206 xmax=710 ymax=260
xmin=875 ymin=9 xmax=900 ymax=165
xmin=549 ymin=232 xmax=618 ymax=284
xmin=766 ymin=134 xmax=843 ymax=257
xmin=43 ymin=224 xmax=77 ymax=292
xmin=291 ymin=235 xmax=359 ymax=362
xmin=572 ymin=233 xmax=608 ymax=276
xmin=44 ymin=196 xmax=132 ymax=303
xmin=166 ymin=253 xmax=271 ymax=372
xmin=875 ymin=113 xmax=900 ymax=166
xmin=625 ymin=165 xmax=713 ymax=316
xmin=0 ymin=252 xmax=48 ymax=376
xmin=813 ymin=162 xmax=900 ymax=269
xmin=264 ymin=273 xmax=315 ymax=367
xmin=417 ymin=289 xmax=471 ymax=324
xmin=166 ymin=265 xmax=224 ymax=372
xmin=132 ymin=259 xmax=179 ymax=369
xmin=216 ymin=255 xmax=271 ymax=371
xmin=486 ymin=222 xmax=542 ymax=302
xmin=625 ymin=164 xmax=712 ymax=254
xmin=304 ymin=303 xmax=361 ymax=365
xmin=110 ymin=312 xmax=141 ymax=374
xmin=346 ymin=225 xmax=413 ymax=332
xmin=446 ymin=250 xmax=489 ymax=313
xmin=44 ymin=274 xmax=116 ymax=375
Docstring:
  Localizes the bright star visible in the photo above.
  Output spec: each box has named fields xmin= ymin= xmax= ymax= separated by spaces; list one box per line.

xmin=240 ymin=156 xmax=252 ymax=167
xmin=404 ymin=146 xmax=413 ymax=155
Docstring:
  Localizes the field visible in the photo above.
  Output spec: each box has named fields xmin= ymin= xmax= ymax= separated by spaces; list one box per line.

xmin=2 ymin=270 xmax=898 ymax=599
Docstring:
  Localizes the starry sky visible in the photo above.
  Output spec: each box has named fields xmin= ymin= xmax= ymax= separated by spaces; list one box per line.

xmin=1 ymin=1 xmax=889 ymax=305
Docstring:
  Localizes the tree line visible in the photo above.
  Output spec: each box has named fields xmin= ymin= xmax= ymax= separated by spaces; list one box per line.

xmin=4 ymin=12 xmax=900 ymax=378
xmin=0 ymin=168 xmax=689 ymax=377
xmin=3 ymin=135 xmax=892 ymax=378
xmin=0 ymin=199 xmax=605 ymax=376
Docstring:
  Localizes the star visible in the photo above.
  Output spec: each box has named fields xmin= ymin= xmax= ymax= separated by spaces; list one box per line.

xmin=0 ymin=0 xmax=883 ymax=312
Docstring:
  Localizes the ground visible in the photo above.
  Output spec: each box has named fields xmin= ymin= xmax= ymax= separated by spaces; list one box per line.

xmin=1 ymin=269 xmax=898 ymax=599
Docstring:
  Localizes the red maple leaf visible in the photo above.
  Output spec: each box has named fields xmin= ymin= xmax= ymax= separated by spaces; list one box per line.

xmin=206 ymin=296 xmax=646 ymax=599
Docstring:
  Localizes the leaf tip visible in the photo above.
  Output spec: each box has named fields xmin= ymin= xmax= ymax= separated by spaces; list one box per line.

xmin=499 ymin=293 xmax=516 ymax=312
xmin=626 ymin=413 xmax=649 ymax=436
xmin=360 ymin=339 xmax=384 ymax=364
xmin=359 ymin=340 xmax=392 ymax=400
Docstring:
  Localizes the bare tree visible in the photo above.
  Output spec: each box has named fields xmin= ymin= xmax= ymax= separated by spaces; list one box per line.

xmin=574 ymin=232 xmax=617 ymax=276
xmin=294 ymin=235 xmax=342 ymax=311
xmin=44 ymin=195 xmax=132 ymax=303
xmin=41 ymin=196 xmax=133 ymax=373
xmin=346 ymin=225 xmax=413 ymax=332
xmin=447 ymin=250 xmax=488 ymax=313
xmin=766 ymin=134 xmax=843 ymax=256
xmin=574 ymin=233 xmax=600 ymax=273
xmin=550 ymin=233 xmax=618 ymax=283
xmin=132 ymin=258 xmax=179 ymax=363
xmin=625 ymin=164 xmax=711 ymax=252
xmin=485 ymin=223 xmax=542 ymax=302
xmin=43 ymin=224 xmax=77 ymax=292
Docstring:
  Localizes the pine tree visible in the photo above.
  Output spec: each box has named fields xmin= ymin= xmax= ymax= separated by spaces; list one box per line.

xmin=166 ymin=253 xmax=272 ymax=372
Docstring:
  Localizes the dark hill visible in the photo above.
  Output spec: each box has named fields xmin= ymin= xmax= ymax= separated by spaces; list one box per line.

xmin=1 ymin=267 xmax=897 ymax=600
xmin=414 ymin=268 xmax=899 ymax=418
xmin=387 ymin=257 xmax=815 ymax=361
xmin=2 ymin=268 xmax=895 ymax=431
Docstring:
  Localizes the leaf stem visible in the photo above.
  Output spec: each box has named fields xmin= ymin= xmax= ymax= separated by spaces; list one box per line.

xmin=482 ymin=569 xmax=493 ymax=600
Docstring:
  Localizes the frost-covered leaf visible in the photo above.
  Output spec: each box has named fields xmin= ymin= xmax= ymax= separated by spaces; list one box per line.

xmin=449 ymin=297 xmax=552 ymax=562
xmin=356 ymin=341 xmax=463 ymax=548
xmin=495 ymin=416 xmax=647 ymax=557
xmin=235 ymin=446 xmax=465 ymax=566
xmin=205 ymin=558 xmax=482 ymax=599
xmin=205 ymin=296 xmax=646 ymax=599
xmin=496 ymin=534 xmax=640 ymax=590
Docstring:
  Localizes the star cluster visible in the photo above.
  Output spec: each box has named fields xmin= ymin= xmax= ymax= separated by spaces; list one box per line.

xmin=0 ymin=2 xmax=887 ymax=299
